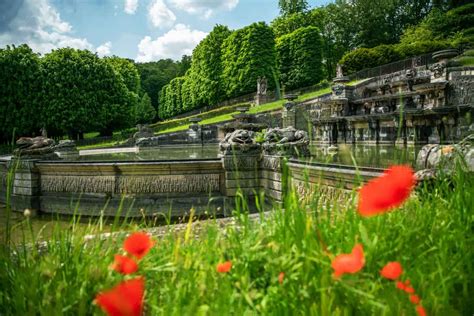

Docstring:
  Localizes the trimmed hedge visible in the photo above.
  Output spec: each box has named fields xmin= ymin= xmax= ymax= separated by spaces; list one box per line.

xmin=158 ymin=22 xmax=277 ymax=120
xmin=276 ymin=26 xmax=324 ymax=91
xmin=221 ymin=22 xmax=277 ymax=98
xmin=339 ymin=42 xmax=453 ymax=75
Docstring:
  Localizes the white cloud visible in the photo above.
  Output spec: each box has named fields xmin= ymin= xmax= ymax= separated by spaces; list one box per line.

xmin=124 ymin=0 xmax=138 ymax=14
xmin=169 ymin=0 xmax=238 ymax=18
xmin=148 ymin=0 xmax=176 ymax=29
xmin=96 ymin=41 xmax=112 ymax=57
xmin=136 ymin=24 xmax=207 ymax=62
xmin=0 ymin=0 xmax=94 ymax=54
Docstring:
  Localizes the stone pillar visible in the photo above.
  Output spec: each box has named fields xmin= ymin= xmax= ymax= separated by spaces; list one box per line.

xmin=8 ymin=158 xmax=41 ymax=215
xmin=282 ymin=94 xmax=297 ymax=128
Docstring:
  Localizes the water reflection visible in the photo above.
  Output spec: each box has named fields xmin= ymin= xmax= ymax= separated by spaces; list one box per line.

xmin=79 ymin=145 xmax=219 ymax=161
xmin=78 ymin=144 xmax=420 ymax=169
xmin=308 ymin=144 xmax=421 ymax=168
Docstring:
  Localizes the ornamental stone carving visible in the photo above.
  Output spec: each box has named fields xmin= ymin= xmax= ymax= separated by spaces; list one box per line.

xmin=219 ymin=129 xmax=261 ymax=155
xmin=262 ymin=127 xmax=310 ymax=157
xmin=415 ymin=134 xmax=474 ymax=181
xmin=14 ymin=136 xmax=58 ymax=159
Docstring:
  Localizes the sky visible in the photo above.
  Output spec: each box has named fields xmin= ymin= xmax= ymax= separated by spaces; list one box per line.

xmin=0 ymin=0 xmax=329 ymax=62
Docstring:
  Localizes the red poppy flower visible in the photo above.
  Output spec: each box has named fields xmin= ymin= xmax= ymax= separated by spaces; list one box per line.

xmin=358 ymin=165 xmax=415 ymax=216
xmin=331 ymin=243 xmax=365 ymax=278
xmin=416 ymin=305 xmax=427 ymax=316
xmin=123 ymin=232 xmax=154 ymax=260
xmin=404 ymin=286 xmax=415 ymax=294
xmin=410 ymin=294 xmax=421 ymax=305
xmin=95 ymin=277 xmax=144 ymax=316
xmin=278 ymin=272 xmax=285 ymax=284
xmin=111 ymin=255 xmax=138 ymax=275
xmin=216 ymin=261 xmax=232 ymax=273
xmin=396 ymin=281 xmax=406 ymax=291
xmin=380 ymin=261 xmax=403 ymax=280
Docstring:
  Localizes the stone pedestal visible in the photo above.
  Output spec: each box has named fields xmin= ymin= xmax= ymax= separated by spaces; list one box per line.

xmin=8 ymin=158 xmax=41 ymax=214
xmin=282 ymin=94 xmax=298 ymax=128
xmin=282 ymin=109 xmax=295 ymax=128
xmin=221 ymin=153 xmax=261 ymax=198
xmin=255 ymin=94 xmax=268 ymax=106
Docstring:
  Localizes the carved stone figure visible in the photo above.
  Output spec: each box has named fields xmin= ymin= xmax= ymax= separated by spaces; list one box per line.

xmin=430 ymin=62 xmax=445 ymax=79
xmin=332 ymin=83 xmax=344 ymax=96
xmin=219 ymin=129 xmax=260 ymax=155
xmin=257 ymin=77 xmax=267 ymax=95
xmin=415 ymin=134 xmax=474 ymax=181
xmin=262 ymin=127 xmax=310 ymax=157
xmin=14 ymin=136 xmax=58 ymax=159
xmin=405 ymin=68 xmax=417 ymax=91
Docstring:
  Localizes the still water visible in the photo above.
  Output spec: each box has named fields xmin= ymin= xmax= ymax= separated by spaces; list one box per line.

xmin=78 ymin=143 xmax=420 ymax=169
xmin=1 ymin=143 xmax=421 ymax=242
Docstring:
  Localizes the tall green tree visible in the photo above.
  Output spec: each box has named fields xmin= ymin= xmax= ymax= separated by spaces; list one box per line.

xmin=221 ymin=22 xmax=277 ymax=98
xmin=104 ymin=56 xmax=141 ymax=94
xmin=0 ymin=44 xmax=42 ymax=142
xmin=278 ymin=0 xmax=308 ymax=15
xmin=136 ymin=59 xmax=183 ymax=110
xmin=276 ymin=26 xmax=324 ymax=90
xmin=135 ymin=93 xmax=156 ymax=124
xmin=42 ymin=48 xmax=132 ymax=139
xmin=185 ymin=25 xmax=231 ymax=110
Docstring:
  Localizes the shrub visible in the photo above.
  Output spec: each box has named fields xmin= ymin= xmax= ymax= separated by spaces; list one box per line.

xmin=339 ymin=45 xmax=400 ymax=75
xmin=394 ymin=41 xmax=452 ymax=58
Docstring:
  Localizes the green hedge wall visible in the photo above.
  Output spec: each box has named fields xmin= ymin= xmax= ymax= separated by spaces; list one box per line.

xmin=221 ymin=22 xmax=277 ymax=99
xmin=276 ymin=26 xmax=323 ymax=91
xmin=158 ymin=22 xmax=278 ymax=120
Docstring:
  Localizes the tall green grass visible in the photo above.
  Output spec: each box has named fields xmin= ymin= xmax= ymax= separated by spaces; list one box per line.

xmin=0 ymin=168 xmax=472 ymax=315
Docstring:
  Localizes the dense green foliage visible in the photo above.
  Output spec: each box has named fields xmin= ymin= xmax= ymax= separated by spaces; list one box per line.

xmin=0 ymin=46 xmax=149 ymax=141
xmin=41 ymin=48 xmax=133 ymax=138
xmin=278 ymin=0 xmax=308 ymax=15
xmin=184 ymin=25 xmax=231 ymax=111
xmin=135 ymin=93 xmax=156 ymax=124
xmin=0 ymin=45 xmax=42 ymax=143
xmin=104 ymin=56 xmax=141 ymax=94
xmin=276 ymin=26 xmax=323 ymax=90
xmin=0 ymin=168 xmax=472 ymax=314
xmin=136 ymin=57 xmax=190 ymax=111
xmin=158 ymin=23 xmax=277 ymax=119
xmin=339 ymin=4 xmax=473 ymax=74
xmin=221 ymin=22 xmax=277 ymax=99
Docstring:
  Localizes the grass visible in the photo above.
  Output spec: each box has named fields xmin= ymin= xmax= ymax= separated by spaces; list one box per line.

xmin=0 ymin=165 xmax=472 ymax=315
xmin=77 ymin=141 xmax=121 ymax=150
xmin=157 ymin=85 xmax=337 ymax=134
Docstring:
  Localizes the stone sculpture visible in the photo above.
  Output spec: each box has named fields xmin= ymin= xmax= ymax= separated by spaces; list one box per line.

xmin=415 ymin=134 xmax=474 ymax=181
xmin=262 ymin=127 xmax=310 ymax=157
xmin=14 ymin=136 xmax=58 ymax=159
xmin=257 ymin=77 xmax=267 ymax=95
xmin=219 ymin=129 xmax=260 ymax=155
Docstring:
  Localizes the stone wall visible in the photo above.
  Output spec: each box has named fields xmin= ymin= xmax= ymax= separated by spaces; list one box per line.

xmin=0 ymin=154 xmax=385 ymax=217
xmin=35 ymin=159 xmax=225 ymax=217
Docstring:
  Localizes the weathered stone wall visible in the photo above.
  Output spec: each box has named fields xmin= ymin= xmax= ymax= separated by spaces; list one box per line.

xmin=0 ymin=154 xmax=387 ymax=217
xmin=35 ymin=160 xmax=225 ymax=217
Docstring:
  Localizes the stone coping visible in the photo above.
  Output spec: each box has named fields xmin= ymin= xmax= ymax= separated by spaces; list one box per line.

xmin=35 ymin=158 xmax=222 ymax=166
